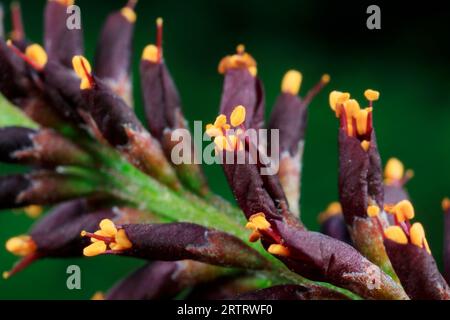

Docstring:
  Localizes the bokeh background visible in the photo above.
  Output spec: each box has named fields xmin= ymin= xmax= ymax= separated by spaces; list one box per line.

xmin=0 ymin=0 xmax=449 ymax=299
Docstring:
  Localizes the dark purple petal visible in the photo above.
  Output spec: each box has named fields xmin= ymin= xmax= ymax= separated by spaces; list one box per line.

xmin=320 ymin=215 xmax=352 ymax=245
xmin=44 ymin=0 xmax=84 ymax=68
xmin=94 ymin=3 xmax=135 ymax=104
xmin=384 ymin=239 xmax=450 ymax=299
xmin=219 ymin=69 xmax=265 ymax=129
xmin=235 ymin=284 xmax=350 ymax=300
xmin=121 ymin=223 xmax=269 ymax=270
xmin=106 ymin=260 xmax=228 ymax=300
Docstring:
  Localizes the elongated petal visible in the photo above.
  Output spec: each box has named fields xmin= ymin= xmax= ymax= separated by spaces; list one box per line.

xmin=117 ymin=223 xmax=269 ymax=270
xmin=106 ymin=260 xmax=230 ymax=300
xmin=235 ymin=284 xmax=349 ymax=300
xmin=0 ymin=127 xmax=92 ymax=166
xmin=44 ymin=0 xmax=84 ymax=68
xmin=0 ymin=171 xmax=98 ymax=209
xmin=272 ymin=220 xmax=408 ymax=300
xmin=94 ymin=2 xmax=136 ymax=105
xmin=384 ymin=239 xmax=450 ymax=299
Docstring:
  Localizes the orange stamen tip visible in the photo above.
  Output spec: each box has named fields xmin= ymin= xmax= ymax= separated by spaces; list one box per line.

xmin=99 ymin=219 xmax=118 ymax=237
xmin=360 ymin=140 xmax=370 ymax=151
xmin=318 ymin=202 xmax=342 ymax=223
xmin=281 ymin=70 xmax=303 ymax=95
xmin=5 ymin=235 xmax=37 ymax=257
xmin=52 ymin=0 xmax=75 ymax=6
xmin=121 ymin=7 xmax=136 ymax=23
xmin=364 ymin=89 xmax=380 ymax=101
xmin=248 ymin=213 xmax=271 ymax=231
xmin=393 ymin=200 xmax=415 ymax=222
xmin=329 ymin=91 xmax=350 ymax=114
xmin=236 ymin=44 xmax=245 ymax=54
xmin=2 ymin=271 xmax=10 ymax=280
xmin=321 ymin=74 xmax=331 ymax=84
xmin=91 ymin=291 xmax=105 ymax=300
xmin=142 ymin=44 xmax=159 ymax=63
xmin=83 ymin=241 xmax=107 ymax=257
xmin=367 ymin=205 xmax=380 ymax=218
xmin=442 ymin=198 xmax=450 ymax=212
xmin=268 ymin=244 xmax=290 ymax=257
xmin=248 ymin=230 xmax=261 ymax=243
xmin=80 ymin=230 xmax=87 ymax=237
xmin=230 ymin=105 xmax=246 ymax=127
xmin=23 ymin=205 xmax=43 ymax=218
xmin=72 ymin=55 xmax=93 ymax=89
xmin=156 ymin=17 xmax=163 ymax=27
xmin=384 ymin=158 xmax=404 ymax=182
xmin=410 ymin=222 xmax=431 ymax=254
xmin=25 ymin=44 xmax=48 ymax=69
xmin=384 ymin=226 xmax=408 ymax=245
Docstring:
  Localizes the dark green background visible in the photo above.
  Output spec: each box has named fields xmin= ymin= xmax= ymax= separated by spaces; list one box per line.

xmin=0 ymin=0 xmax=449 ymax=299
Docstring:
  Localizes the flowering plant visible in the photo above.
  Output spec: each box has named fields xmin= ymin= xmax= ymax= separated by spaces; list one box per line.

xmin=0 ymin=0 xmax=449 ymax=300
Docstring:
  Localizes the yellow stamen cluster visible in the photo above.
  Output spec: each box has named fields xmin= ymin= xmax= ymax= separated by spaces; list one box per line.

xmin=329 ymin=90 xmax=379 ymax=143
xmin=218 ymin=45 xmax=257 ymax=76
xmin=121 ymin=7 xmax=137 ymax=23
xmin=23 ymin=205 xmax=44 ymax=218
xmin=72 ymin=55 xmax=93 ymax=90
xmin=443 ymin=198 xmax=450 ymax=212
xmin=82 ymin=219 xmax=132 ymax=257
xmin=383 ymin=200 xmax=431 ymax=254
xmin=206 ymin=106 xmax=246 ymax=153
xmin=25 ymin=44 xmax=48 ymax=69
xmin=5 ymin=235 xmax=37 ymax=257
xmin=318 ymin=202 xmax=342 ymax=224
xmin=384 ymin=200 xmax=415 ymax=223
xmin=245 ymin=212 xmax=271 ymax=242
xmin=281 ymin=70 xmax=302 ymax=96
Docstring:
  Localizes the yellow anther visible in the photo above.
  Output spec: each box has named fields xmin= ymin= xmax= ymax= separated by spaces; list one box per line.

xmin=392 ymin=200 xmax=415 ymax=222
xmin=248 ymin=213 xmax=271 ymax=231
xmin=99 ymin=219 xmax=118 ymax=237
xmin=91 ymin=292 xmax=105 ymax=300
xmin=142 ymin=44 xmax=159 ymax=63
xmin=72 ymin=55 xmax=93 ymax=89
xmin=52 ymin=0 xmax=75 ymax=6
xmin=321 ymin=74 xmax=331 ymax=84
xmin=329 ymin=91 xmax=350 ymax=114
xmin=2 ymin=271 xmax=10 ymax=280
xmin=214 ymin=135 xmax=238 ymax=152
xmin=23 ymin=205 xmax=43 ymax=218
xmin=384 ymin=226 xmax=408 ymax=245
xmin=367 ymin=205 xmax=380 ymax=218
xmin=156 ymin=17 xmax=163 ymax=28
xmin=25 ymin=44 xmax=48 ymax=69
xmin=248 ymin=230 xmax=261 ymax=243
xmin=410 ymin=222 xmax=431 ymax=254
xmin=281 ymin=70 xmax=302 ymax=95
xmin=236 ymin=44 xmax=245 ymax=55
xmin=356 ymin=108 xmax=369 ymax=135
xmin=364 ymin=89 xmax=380 ymax=101
xmin=114 ymin=229 xmax=133 ymax=250
xmin=5 ymin=235 xmax=37 ymax=257
xmin=384 ymin=158 xmax=404 ymax=182
xmin=443 ymin=198 xmax=450 ymax=212
xmin=205 ymin=124 xmax=222 ymax=137
xmin=90 ymin=230 xmax=109 ymax=243
xmin=318 ymin=202 xmax=342 ymax=224
xmin=343 ymin=99 xmax=361 ymax=118
xmin=230 ymin=105 xmax=246 ymax=127
xmin=214 ymin=114 xmax=227 ymax=128
xmin=360 ymin=140 xmax=370 ymax=151
xmin=268 ymin=244 xmax=290 ymax=257
xmin=121 ymin=7 xmax=136 ymax=23
xmin=248 ymin=66 xmax=258 ymax=77
xmin=83 ymin=241 xmax=107 ymax=257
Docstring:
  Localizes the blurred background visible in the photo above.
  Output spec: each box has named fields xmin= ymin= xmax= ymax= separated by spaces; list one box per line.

xmin=0 ymin=0 xmax=449 ymax=299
